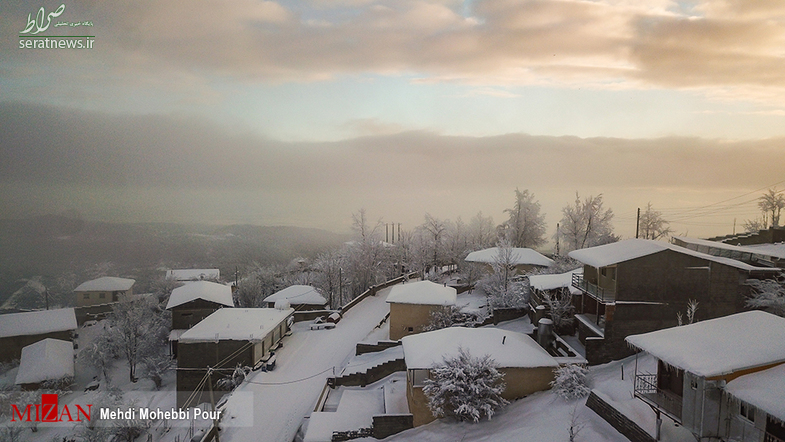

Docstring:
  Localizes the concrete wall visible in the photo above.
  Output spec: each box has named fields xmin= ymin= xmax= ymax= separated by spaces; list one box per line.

xmin=373 ymin=414 xmax=414 ymax=439
xmin=356 ymin=340 xmax=401 ymax=356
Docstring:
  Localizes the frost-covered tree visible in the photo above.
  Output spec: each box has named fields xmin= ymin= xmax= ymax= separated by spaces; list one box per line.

xmin=502 ymin=188 xmax=547 ymax=248
xmin=478 ymin=239 xmax=529 ymax=309
xmin=421 ymin=213 xmax=448 ymax=268
xmin=467 ymin=211 xmax=497 ymax=250
xmin=746 ymin=277 xmax=785 ymax=317
xmin=638 ymin=202 xmax=673 ymax=240
xmin=422 ymin=348 xmax=508 ymax=422
xmin=557 ymin=192 xmax=618 ymax=252
xmin=758 ymin=188 xmax=785 ymax=227
xmin=83 ymin=329 xmax=116 ymax=384
xmin=234 ymin=264 xmax=283 ymax=308
xmin=541 ymin=288 xmax=575 ymax=332
xmin=550 ymin=364 xmax=591 ymax=400
xmin=141 ymin=350 xmax=173 ymax=390
xmin=345 ymin=209 xmax=389 ymax=297
xmin=216 ymin=364 xmax=252 ymax=391
xmin=312 ymin=249 xmax=346 ymax=309
xmin=743 ymin=217 xmax=767 ymax=233
xmin=423 ymin=305 xmax=481 ymax=332
xmin=109 ymin=297 xmax=169 ymax=383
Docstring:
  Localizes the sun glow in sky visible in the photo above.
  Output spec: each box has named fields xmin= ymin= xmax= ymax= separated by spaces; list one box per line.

xmin=2 ymin=0 xmax=785 ymax=241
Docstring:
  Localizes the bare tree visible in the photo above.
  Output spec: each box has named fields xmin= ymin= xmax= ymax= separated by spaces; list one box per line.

xmin=638 ymin=202 xmax=674 ymax=240
xmin=758 ymin=188 xmax=785 ymax=227
xmin=312 ymin=249 xmax=345 ymax=309
xmin=557 ymin=192 xmax=617 ymax=252
xmin=743 ymin=218 xmax=767 ymax=233
xmin=421 ymin=213 xmax=448 ymax=268
xmin=109 ymin=297 xmax=169 ymax=383
xmin=502 ymin=188 xmax=547 ymax=248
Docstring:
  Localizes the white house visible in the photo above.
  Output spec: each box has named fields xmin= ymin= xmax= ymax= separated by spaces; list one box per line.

xmin=263 ymin=285 xmax=328 ymax=311
xmin=74 ymin=276 xmax=135 ymax=307
xmin=626 ymin=311 xmax=785 ymax=441
xmin=465 ymin=247 xmax=553 ymax=272
xmin=15 ymin=338 xmax=74 ymax=388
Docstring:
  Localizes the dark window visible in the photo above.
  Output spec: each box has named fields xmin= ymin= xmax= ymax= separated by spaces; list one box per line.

xmin=740 ymin=402 xmax=755 ymax=422
xmin=99 ymin=293 xmax=106 ymax=299
xmin=407 ymin=327 xmax=414 ymax=332
xmin=83 ymin=294 xmax=90 ymax=300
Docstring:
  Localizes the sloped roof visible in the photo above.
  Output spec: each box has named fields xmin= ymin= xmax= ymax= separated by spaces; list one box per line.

xmin=402 ymin=327 xmax=559 ymax=370
xmin=166 ymin=280 xmax=234 ymax=310
xmin=179 ymin=308 xmax=293 ymax=343
xmin=569 ymin=239 xmax=778 ymax=271
xmin=15 ymin=338 xmax=74 ymax=385
xmin=165 ymin=269 xmax=220 ymax=281
xmin=724 ymin=363 xmax=785 ymax=422
xmin=263 ymin=285 xmax=327 ymax=305
xmin=0 ymin=308 xmax=77 ymax=338
xmin=626 ymin=311 xmax=785 ymax=378
xmin=465 ymin=247 xmax=553 ymax=267
xmin=74 ymin=276 xmax=135 ymax=292
xmin=386 ymin=281 xmax=456 ymax=306
xmin=528 ymin=268 xmax=583 ymax=294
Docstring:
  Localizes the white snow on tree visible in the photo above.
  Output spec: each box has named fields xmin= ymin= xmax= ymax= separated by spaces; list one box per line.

xmin=422 ymin=348 xmax=509 ymax=423
xmin=478 ymin=239 xmax=530 ymax=309
xmin=746 ymin=276 xmax=785 ymax=317
xmin=550 ymin=364 xmax=591 ymax=401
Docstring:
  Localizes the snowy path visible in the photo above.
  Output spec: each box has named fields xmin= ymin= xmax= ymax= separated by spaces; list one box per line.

xmin=221 ymin=287 xmax=393 ymax=442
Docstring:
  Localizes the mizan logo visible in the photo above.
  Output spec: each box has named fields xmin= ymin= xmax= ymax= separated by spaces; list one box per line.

xmin=11 ymin=394 xmax=91 ymax=422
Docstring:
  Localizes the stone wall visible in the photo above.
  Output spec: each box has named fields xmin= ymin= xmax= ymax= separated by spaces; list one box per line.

xmin=586 ymin=391 xmax=655 ymax=442
xmin=356 ymin=340 xmax=401 ymax=356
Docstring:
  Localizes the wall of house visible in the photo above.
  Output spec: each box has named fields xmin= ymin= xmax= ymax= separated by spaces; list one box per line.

xmin=177 ymin=340 xmax=253 ymax=408
xmin=406 ymin=366 xmax=555 ymax=427
xmin=75 ymin=288 xmax=133 ymax=307
xmin=389 ymin=303 xmax=438 ymax=341
xmin=681 ymin=373 xmax=724 ymax=439
xmin=171 ymin=300 xmax=226 ymax=330
xmin=726 ymin=398 xmax=768 ymax=442
xmin=0 ymin=331 xmax=74 ymax=362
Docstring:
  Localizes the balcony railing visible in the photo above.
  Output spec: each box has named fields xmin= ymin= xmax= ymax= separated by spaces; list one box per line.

xmin=634 ymin=373 xmax=683 ymax=421
xmin=765 ymin=432 xmax=785 ymax=442
xmin=572 ymin=273 xmax=616 ymax=304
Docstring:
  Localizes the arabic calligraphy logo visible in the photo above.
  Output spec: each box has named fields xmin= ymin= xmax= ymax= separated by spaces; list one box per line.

xmin=21 ymin=4 xmax=66 ymax=35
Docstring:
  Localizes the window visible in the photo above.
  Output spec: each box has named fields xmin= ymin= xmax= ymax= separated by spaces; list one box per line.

xmin=740 ymin=402 xmax=755 ymax=422
xmin=407 ymin=327 xmax=414 ymax=332
xmin=99 ymin=293 xmax=106 ymax=299
xmin=83 ymin=294 xmax=90 ymax=300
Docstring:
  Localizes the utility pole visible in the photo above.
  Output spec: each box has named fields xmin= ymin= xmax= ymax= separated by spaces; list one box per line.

xmin=556 ymin=223 xmax=560 ymax=256
xmin=385 ymin=223 xmax=389 ymax=243
xmin=635 ymin=207 xmax=641 ymax=239
xmin=733 ymin=218 xmax=736 ymax=235
xmin=207 ymin=367 xmax=221 ymax=442
xmin=338 ymin=267 xmax=343 ymax=307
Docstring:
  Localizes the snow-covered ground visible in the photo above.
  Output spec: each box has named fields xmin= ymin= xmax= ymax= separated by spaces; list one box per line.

xmin=219 ymin=285 xmax=394 ymax=442
xmin=353 ymin=351 xmax=695 ymax=442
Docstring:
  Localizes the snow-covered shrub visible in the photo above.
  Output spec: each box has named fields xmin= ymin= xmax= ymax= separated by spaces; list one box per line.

xmin=216 ymin=365 xmax=251 ymax=391
xmin=550 ymin=364 xmax=591 ymax=400
xmin=41 ymin=375 xmax=74 ymax=392
xmin=141 ymin=351 xmax=173 ymax=390
xmin=541 ymin=288 xmax=575 ymax=332
xmin=422 ymin=348 xmax=508 ymax=423
xmin=423 ymin=306 xmax=481 ymax=332
xmin=746 ymin=276 xmax=785 ymax=317
xmin=0 ymin=425 xmax=25 ymax=442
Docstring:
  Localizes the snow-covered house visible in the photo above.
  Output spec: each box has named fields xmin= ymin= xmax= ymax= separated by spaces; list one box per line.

xmin=386 ymin=281 xmax=457 ymax=341
xmin=263 ymin=285 xmax=328 ymax=311
xmin=401 ymin=327 xmax=559 ymax=427
xmin=465 ymin=247 xmax=553 ymax=273
xmin=74 ymin=276 xmax=135 ymax=307
xmin=568 ymin=239 xmax=780 ymax=364
xmin=165 ymin=269 xmax=220 ymax=282
xmin=0 ymin=308 xmax=77 ymax=362
xmin=626 ymin=311 xmax=785 ymax=441
xmin=176 ymin=307 xmax=294 ymax=408
xmin=166 ymin=281 xmax=234 ymax=357
xmin=15 ymin=338 xmax=74 ymax=389
xmin=724 ymin=363 xmax=785 ymax=442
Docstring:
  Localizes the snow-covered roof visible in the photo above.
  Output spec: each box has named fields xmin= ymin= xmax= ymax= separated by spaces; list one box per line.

xmin=74 ymin=276 xmax=135 ymax=292
xmin=745 ymin=242 xmax=785 ymax=260
xmin=165 ymin=280 xmax=234 ymax=310
xmin=673 ymin=237 xmax=785 ymax=260
xmin=568 ymin=239 xmax=778 ymax=272
xmin=15 ymin=338 xmax=74 ymax=385
xmin=386 ymin=281 xmax=457 ymax=306
xmin=401 ymin=327 xmax=559 ymax=370
xmin=179 ymin=308 xmax=294 ymax=343
xmin=625 ymin=311 xmax=785 ymax=378
xmin=529 ymin=268 xmax=583 ymax=294
xmin=724 ymin=363 xmax=785 ymax=422
xmin=465 ymin=247 xmax=553 ymax=267
xmin=263 ymin=285 xmax=327 ymax=305
xmin=165 ymin=269 xmax=220 ymax=281
xmin=0 ymin=308 xmax=77 ymax=338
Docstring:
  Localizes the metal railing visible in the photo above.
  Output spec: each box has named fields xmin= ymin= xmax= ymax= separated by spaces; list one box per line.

xmin=633 ymin=373 xmax=683 ymax=421
xmin=765 ymin=432 xmax=785 ymax=442
xmin=572 ymin=273 xmax=616 ymax=303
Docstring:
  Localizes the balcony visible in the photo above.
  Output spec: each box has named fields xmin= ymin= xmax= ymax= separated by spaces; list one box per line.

xmin=572 ymin=273 xmax=616 ymax=304
xmin=633 ymin=373 xmax=683 ymax=421
xmin=765 ymin=433 xmax=785 ymax=442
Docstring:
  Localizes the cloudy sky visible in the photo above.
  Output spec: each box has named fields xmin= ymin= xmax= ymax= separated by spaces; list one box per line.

xmin=2 ymin=0 xmax=784 ymax=243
